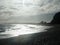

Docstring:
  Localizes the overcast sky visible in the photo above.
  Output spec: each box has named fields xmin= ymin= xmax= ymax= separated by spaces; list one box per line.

xmin=0 ymin=0 xmax=60 ymax=23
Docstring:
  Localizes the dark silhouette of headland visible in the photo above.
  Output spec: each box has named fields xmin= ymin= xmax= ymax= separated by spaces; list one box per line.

xmin=51 ymin=12 xmax=60 ymax=24
xmin=39 ymin=12 xmax=60 ymax=25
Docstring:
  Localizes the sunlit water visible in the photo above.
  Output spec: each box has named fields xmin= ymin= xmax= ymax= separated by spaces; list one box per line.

xmin=0 ymin=24 xmax=52 ymax=39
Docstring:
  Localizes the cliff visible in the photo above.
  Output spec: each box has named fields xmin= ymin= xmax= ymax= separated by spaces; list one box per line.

xmin=51 ymin=12 xmax=60 ymax=24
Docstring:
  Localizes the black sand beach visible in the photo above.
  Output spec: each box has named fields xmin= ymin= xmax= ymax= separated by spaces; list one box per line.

xmin=0 ymin=25 xmax=60 ymax=45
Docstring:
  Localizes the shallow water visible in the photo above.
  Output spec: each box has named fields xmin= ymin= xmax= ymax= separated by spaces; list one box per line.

xmin=0 ymin=24 xmax=52 ymax=39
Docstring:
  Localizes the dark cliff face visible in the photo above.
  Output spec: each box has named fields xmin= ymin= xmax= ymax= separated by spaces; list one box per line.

xmin=51 ymin=12 xmax=60 ymax=24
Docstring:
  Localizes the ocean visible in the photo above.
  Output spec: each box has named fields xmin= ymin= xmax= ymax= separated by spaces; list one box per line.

xmin=0 ymin=24 xmax=52 ymax=39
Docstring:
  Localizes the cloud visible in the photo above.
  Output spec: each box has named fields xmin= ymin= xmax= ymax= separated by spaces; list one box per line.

xmin=39 ymin=0 xmax=60 ymax=13
xmin=0 ymin=0 xmax=60 ymax=23
xmin=0 ymin=0 xmax=60 ymax=16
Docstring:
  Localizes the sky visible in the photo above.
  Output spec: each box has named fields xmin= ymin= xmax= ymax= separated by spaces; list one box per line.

xmin=0 ymin=0 xmax=60 ymax=23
